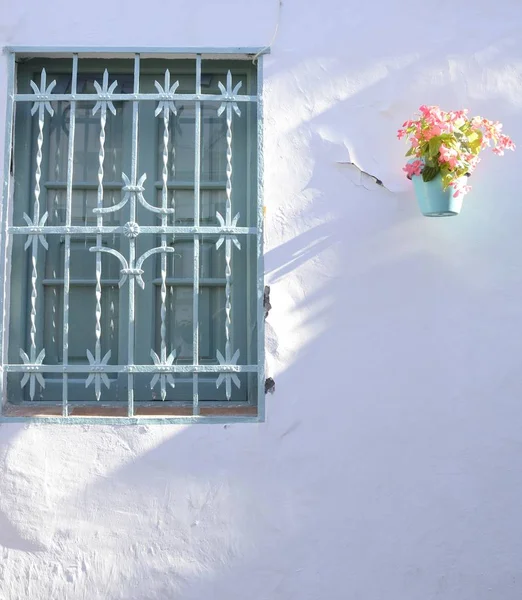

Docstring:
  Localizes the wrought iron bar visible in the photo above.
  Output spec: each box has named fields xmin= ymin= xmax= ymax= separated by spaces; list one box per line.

xmin=62 ymin=54 xmax=78 ymax=415
xmin=11 ymin=225 xmax=256 ymax=235
xmin=192 ymin=55 xmax=202 ymax=416
xmin=6 ymin=364 xmax=258 ymax=373
xmin=20 ymin=68 xmax=55 ymax=400
xmin=46 ymin=275 xmax=226 ymax=290
xmin=86 ymin=69 xmax=117 ymax=401
xmin=127 ymin=54 xmax=140 ymax=416
xmin=95 ymin=70 xmax=109 ymax=369
xmin=216 ymin=71 xmax=242 ymax=400
xmin=150 ymin=70 xmax=178 ymax=400
xmin=15 ymin=93 xmax=257 ymax=103
xmin=170 ymin=90 xmax=177 ymax=249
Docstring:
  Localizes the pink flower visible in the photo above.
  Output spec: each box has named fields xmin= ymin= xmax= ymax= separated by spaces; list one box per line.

xmin=455 ymin=109 xmax=468 ymax=119
xmin=498 ymin=134 xmax=515 ymax=151
xmin=450 ymin=179 xmax=472 ymax=198
xmin=403 ymin=160 xmax=423 ymax=178
xmin=464 ymin=153 xmax=480 ymax=172
xmin=439 ymin=144 xmax=459 ymax=169
xmin=399 ymin=106 xmax=514 ymax=190
xmin=423 ymin=123 xmax=443 ymax=140
xmin=419 ymin=105 xmax=443 ymax=122
xmin=452 ymin=184 xmax=472 ymax=198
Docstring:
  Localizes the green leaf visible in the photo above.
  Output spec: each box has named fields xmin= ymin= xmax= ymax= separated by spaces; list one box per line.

xmin=405 ymin=147 xmax=415 ymax=157
xmin=422 ymin=165 xmax=440 ymax=182
xmin=440 ymin=169 xmax=452 ymax=190
xmin=428 ymin=138 xmax=442 ymax=158
xmin=446 ymin=137 xmax=459 ymax=149
xmin=468 ymin=130 xmax=483 ymax=153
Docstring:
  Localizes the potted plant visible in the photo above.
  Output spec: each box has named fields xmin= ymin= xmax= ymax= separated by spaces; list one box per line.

xmin=398 ymin=106 xmax=515 ymax=216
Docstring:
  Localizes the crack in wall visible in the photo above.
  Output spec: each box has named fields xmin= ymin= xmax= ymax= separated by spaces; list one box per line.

xmin=336 ymin=161 xmax=391 ymax=191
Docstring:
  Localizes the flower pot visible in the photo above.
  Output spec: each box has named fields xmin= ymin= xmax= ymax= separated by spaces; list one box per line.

xmin=411 ymin=173 xmax=466 ymax=217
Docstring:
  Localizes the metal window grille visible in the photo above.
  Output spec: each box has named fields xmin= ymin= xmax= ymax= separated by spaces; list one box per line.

xmin=0 ymin=48 xmax=265 ymax=423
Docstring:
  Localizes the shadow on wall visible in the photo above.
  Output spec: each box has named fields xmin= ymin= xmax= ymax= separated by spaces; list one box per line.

xmin=25 ymin=129 xmax=522 ymax=598
xmin=0 ymin=424 xmax=46 ymax=552
xmin=0 ymin=508 xmax=45 ymax=553
xmin=82 ymin=39 xmax=522 ymax=596
xmin=62 ymin=241 xmax=522 ymax=599
xmin=262 ymin=0 xmax=521 ymax=194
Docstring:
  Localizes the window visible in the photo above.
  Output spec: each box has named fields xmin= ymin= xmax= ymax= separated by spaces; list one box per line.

xmin=0 ymin=48 xmax=265 ymax=423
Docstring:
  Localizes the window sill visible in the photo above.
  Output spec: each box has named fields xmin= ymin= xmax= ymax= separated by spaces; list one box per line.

xmin=0 ymin=403 xmax=260 ymax=424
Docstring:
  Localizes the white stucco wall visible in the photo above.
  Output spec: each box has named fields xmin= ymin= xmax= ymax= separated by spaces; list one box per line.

xmin=1 ymin=1 xmax=522 ymax=598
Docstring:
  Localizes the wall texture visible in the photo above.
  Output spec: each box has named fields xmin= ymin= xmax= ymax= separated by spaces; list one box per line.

xmin=1 ymin=1 xmax=522 ymax=598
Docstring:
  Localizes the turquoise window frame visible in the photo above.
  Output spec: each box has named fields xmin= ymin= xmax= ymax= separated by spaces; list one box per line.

xmin=0 ymin=47 xmax=266 ymax=424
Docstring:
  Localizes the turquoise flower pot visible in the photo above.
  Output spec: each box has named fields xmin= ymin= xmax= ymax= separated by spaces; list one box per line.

xmin=411 ymin=173 xmax=465 ymax=217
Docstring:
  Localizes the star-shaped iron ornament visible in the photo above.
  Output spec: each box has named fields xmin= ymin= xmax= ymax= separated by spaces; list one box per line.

xmin=215 ymin=211 xmax=241 ymax=250
xmin=93 ymin=70 xmax=118 ymax=116
xmin=216 ymin=349 xmax=241 ymax=400
xmin=217 ymin=70 xmax=242 ymax=117
xmin=154 ymin=70 xmax=179 ymax=118
xmin=22 ymin=211 xmax=49 ymax=251
xmin=85 ymin=349 xmax=112 ymax=401
xmin=20 ymin=348 xmax=46 ymax=400
xmin=150 ymin=349 xmax=176 ymax=401
xmin=29 ymin=68 xmax=56 ymax=117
